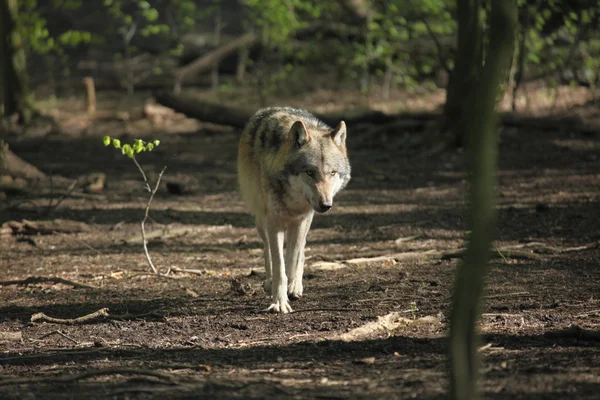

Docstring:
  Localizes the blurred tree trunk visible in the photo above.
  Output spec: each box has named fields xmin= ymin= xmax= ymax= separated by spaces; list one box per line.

xmin=443 ymin=0 xmax=483 ymax=147
xmin=0 ymin=0 xmax=36 ymax=124
xmin=448 ymin=1 xmax=517 ymax=400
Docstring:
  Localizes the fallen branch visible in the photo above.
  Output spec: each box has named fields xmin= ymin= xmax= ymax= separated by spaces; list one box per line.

xmin=124 ymin=226 xmax=195 ymax=245
xmin=170 ymin=267 xmax=207 ymax=276
xmin=3 ymin=219 xmax=93 ymax=235
xmin=4 ymin=147 xmax=47 ymax=180
xmin=314 ymin=244 xmax=545 ymax=269
xmin=0 ymin=276 xmax=97 ymax=289
xmin=544 ymin=325 xmax=600 ymax=341
xmin=501 ymin=241 xmax=600 ymax=254
xmin=334 ymin=313 xmax=440 ymax=342
xmin=46 ymin=178 xmax=79 ymax=216
xmin=344 ymin=249 xmax=443 ymax=265
xmin=441 ymin=248 xmax=544 ymax=261
xmin=484 ymin=291 xmax=531 ymax=299
xmin=154 ymin=92 xmax=396 ymax=130
xmin=0 ymin=367 xmax=178 ymax=387
xmin=39 ymin=330 xmax=79 ymax=344
xmin=31 ymin=308 xmax=109 ymax=325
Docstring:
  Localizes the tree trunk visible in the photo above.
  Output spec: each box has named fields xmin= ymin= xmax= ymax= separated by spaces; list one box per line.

xmin=443 ymin=0 xmax=483 ymax=147
xmin=212 ymin=6 xmax=222 ymax=92
xmin=0 ymin=0 xmax=36 ymax=124
xmin=448 ymin=1 xmax=517 ymax=400
xmin=511 ymin=6 xmax=529 ymax=111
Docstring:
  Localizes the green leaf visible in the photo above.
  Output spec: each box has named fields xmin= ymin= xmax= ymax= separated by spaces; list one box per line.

xmin=133 ymin=139 xmax=144 ymax=153
xmin=103 ymin=136 xmax=111 ymax=146
xmin=153 ymin=140 xmax=160 ymax=147
xmin=147 ymin=143 xmax=155 ymax=151
xmin=112 ymin=139 xmax=121 ymax=148
xmin=122 ymin=144 xmax=133 ymax=158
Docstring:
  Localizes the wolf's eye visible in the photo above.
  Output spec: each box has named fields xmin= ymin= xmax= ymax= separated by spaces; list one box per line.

xmin=305 ymin=170 xmax=314 ymax=177
xmin=330 ymin=171 xmax=337 ymax=177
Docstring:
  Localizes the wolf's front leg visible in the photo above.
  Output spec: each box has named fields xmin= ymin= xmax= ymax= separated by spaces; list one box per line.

xmin=265 ymin=224 xmax=292 ymax=313
xmin=286 ymin=212 xmax=313 ymax=299
xmin=256 ymin=222 xmax=272 ymax=293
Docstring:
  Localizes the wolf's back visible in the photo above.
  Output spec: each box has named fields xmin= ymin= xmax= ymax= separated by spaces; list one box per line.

xmin=240 ymin=107 xmax=331 ymax=160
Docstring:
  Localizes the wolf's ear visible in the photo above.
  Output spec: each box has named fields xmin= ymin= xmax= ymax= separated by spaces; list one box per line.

xmin=331 ymin=121 xmax=347 ymax=147
xmin=290 ymin=120 xmax=310 ymax=147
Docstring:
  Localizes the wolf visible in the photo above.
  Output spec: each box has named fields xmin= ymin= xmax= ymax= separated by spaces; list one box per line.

xmin=237 ymin=107 xmax=351 ymax=313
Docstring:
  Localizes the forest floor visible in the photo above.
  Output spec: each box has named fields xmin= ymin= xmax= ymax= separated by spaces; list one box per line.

xmin=1 ymin=84 xmax=600 ymax=399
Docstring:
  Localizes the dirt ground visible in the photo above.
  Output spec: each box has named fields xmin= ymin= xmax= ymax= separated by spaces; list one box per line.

xmin=1 ymin=87 xmax=600 ymax=399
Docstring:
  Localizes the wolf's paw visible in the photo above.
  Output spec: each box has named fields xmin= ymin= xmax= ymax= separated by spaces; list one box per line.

xmin=266 ymin=299 xmax=293 ymax=314
xmin=263 ymin=279 xmax=272 ymax=294
xmin=287 ymin=279 xmax=303 ymax=300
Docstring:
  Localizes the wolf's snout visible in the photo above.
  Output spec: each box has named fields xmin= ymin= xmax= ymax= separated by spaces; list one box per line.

xmin=317 ymin=200 xmax=332 ymax=213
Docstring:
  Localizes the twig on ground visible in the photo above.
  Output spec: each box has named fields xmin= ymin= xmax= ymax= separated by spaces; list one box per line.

xmin=441 ymin=248 xmax=543 ymax=261
xmin=128 ymin=272 xmax=177 ymax=280
xmin=39 ymin=330 xmax=79 ymax=344
xmin=484 ymin=291 xmax=531 ymax=299
xmin=291 ymin=308 xmax=360 ymax=314
xmin=344 ymin=249 xmax=441 ymax=265
xmin=0 ymin=367 xmax=178 ymax=387
xmin=124 ymin=226 xmax=196 ymax=245
xmin=0 ymin=276 xmax=97 ymax=289
xmin=394 ymin=234 xmax=422 ymax=244
xmin=70 ymin=236 xmax=103 ymax=255
xmin=31 ymin=308 xmax=109 ymax=325
xmin=574 ymin=309 xmax=600 ymax=318
xmin=478 ymin=343 xmax=493 ymax=352
xmin=170 ymin=267 xmax=207 ymax=276
xmin=46 ymin=178 xmax=79 ymax=216
xmin=502 ymin=241 xmax=600 ymax=254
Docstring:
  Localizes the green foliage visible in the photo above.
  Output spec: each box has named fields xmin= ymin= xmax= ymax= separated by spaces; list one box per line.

xmin=103 ymin=136 xmax=160 ymax=159
xmin=345 ymin=0 xmax=456 ymax=90
xmin=103 ymin=0 xmax=170 ymax=40
xmin=18 ymin=0 xmax=93 ymax=55
xmin=243 ymin=0 xmax=322 ymax=45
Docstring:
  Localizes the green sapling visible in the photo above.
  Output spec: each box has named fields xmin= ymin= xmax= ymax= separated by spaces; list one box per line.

xmin=103 ymin=136 xmax=166 ymax=274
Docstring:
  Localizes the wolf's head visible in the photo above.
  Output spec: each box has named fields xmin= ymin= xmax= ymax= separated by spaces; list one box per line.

xmin=285 ymin=120 xmax=351 ymax=213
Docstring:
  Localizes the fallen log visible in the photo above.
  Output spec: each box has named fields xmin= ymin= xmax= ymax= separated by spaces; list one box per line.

xmin=3 ymin=147 xmax=46 ymax=180
xmin=155 ymin=91 xmax=598 ymax=135
xmin=155 ymin=92 xmax=250 ymax=129
xmin=154 ymin=92 xmax=397 ymax=129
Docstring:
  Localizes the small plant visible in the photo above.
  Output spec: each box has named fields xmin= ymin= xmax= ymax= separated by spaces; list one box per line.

xmin=103 ymin=136 xmax=166 ymax=274
xmin=409 ymin=301 xmax=418 ymax=320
